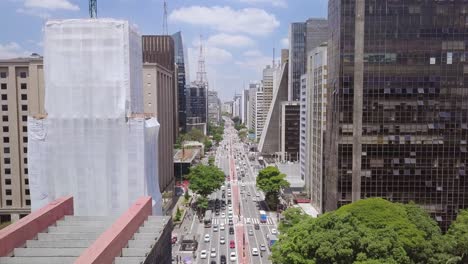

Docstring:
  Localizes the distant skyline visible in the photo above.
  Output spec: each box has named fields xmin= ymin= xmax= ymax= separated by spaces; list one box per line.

xmin=0 ymin=0 xmax=327 ymax=100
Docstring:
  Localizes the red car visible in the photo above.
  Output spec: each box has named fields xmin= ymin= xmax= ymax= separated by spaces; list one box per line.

xmin=229 ymin=240 xmax=236 ymax=249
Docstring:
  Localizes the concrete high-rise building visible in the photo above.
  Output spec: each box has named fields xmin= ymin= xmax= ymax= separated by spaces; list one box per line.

xmin=288 ymin=19 xmax=328 ymax=101
xmin=248 ymin=82 xmax=260 ymax=134
xmin=185 ymin=83 xmax=207 ymax=134
xmin=208 ymin=90 xmax=221 ymax=124
xmin=233 ymin=94 xmax=241 ymax=118
xmin=0 ymin=55 xmax=44 ymax=223
xmin=241 ymin=89 xmax=250 ymax=125
xmin=302 ymin=44 xmax=327 ymax=213
xmin=172 ymin=32 xmax=188 ymax=133
xmin=223 ymin=101 xmax=233 ymax=116
xmin=29 ymin=19 xmax=162 ymax=216
xmin=256 ymin=66 xmax=274 ymax=139
xmin=280 ymin=101 xmax=301 ymax=161
xmin=143 ymin=63 xmax=175 ymax=203
xmin=281 ymin=49 xmax=289 ymax=65
xmin=325 ymin=0 xmax=468 ymax=230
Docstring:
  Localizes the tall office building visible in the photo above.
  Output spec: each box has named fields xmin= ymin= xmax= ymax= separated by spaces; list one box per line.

xmin=256 ymin=66 xmax=274 ymax=139
xmin=303 ymin=44 xmax=327 ymax=213
xmin=186 ymin=83 xmax=208 ymax=134
xmin=248 ymin=83 xmax=259 ymax=135
xmin=280 ymin=101 xmax=301 ymax=161
xmin=0 ymin=55 xmax=44 ymax=223
xmin=172 ymin=32 xmax=187 ymax=133
xmin=208 ymin=90 xmax=221 ymax=124
xmin=288 ymin=19 xmax=328 ymax=101
xmin=325 ymin=0 xmax=468 ymax=230
xmin=233 ymin=94 xmax=242 ymax=118
xmin=241 ymin=89 xmax=250 ymax=125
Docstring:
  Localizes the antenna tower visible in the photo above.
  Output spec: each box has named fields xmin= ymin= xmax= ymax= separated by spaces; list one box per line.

xmin=89 ymin=0 xmax=97 ymax=18
xmin=162 ymin=0 xmax=168 ymax=35
xmin=196 ymin=35 xmax=208 ymax=85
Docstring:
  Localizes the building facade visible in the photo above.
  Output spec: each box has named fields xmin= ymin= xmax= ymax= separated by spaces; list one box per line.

xmin=300 ymin=74 xmax=308 ymax=185
xmin=0 ymin=56 xmax=44 ymax=223
xmin=280 ymin=101 xmax=301 ymax=162
xmin=207 ymin=90 xmax=221 ymax=125
xmin=241 ymin=89 xmax=249 ymax=125
xmin=172 ymin=32 xmax=187 ymax=134
xmin=248 ymin=82 xmax=259 ymax=134
xmin=325 ymin=0 xmax=468 ymax=230
xmin=256 ymin=66 xmax=274 ymax=139
xmin=185 ymin=83 xmax=207 ymax=134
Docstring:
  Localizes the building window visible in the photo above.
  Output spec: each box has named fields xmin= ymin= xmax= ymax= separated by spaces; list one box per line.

xmin=24 ymin=168 xmax=28 ymax=174
xmin=0 ymin=72 xmax=6 ymax=78
xmin=23 ymin=137 xmax=27 ymax=143
xmin=6 ymin=189 xmax=11 ymax=196
xmin=21 ymin=94 xmax=27 ymax=100
xmin=6 ymin=200 xmax=12 ymax=206
xmin=24 ymin=157 xmax=27 ymax=164
xmin=2 ymin=105 xmax=7 ymax=111
xmin=4 ymin=158 xmax=10 ymax=164
xmin=2 ymin=116 xmax=8 ymax=122
xmin=3 ymin=126 xmax=8 ymax=132
xmin=22 ymin=126 xmax=27 ymax=132
xmin=22 ymin=116 xmax=27 ymax=122
xmin=25 ymin=200 xmax=30 ymax=206
xmin=25 ymin=189 xmax=30 ymax=195
xmin=4 ymin=147 xmax=9 ymax=154
xmin=5 ymin=168 xmax=11 ymax=175
xmin=5 ymin=179 xmax=11 ymax=185
xmin=1 ymin=94 xmax=6 ymax=100
xmin=1 ymin=83 xmax=6 ymax=90
xmin=19 ymin=72 xmax=27 ymax=78
xmin=20 ymin=83 xmax=27 ymax=90
xmin=23 ymin=147 xmax=27 ymax=153
xmin=3 ymin=137 xmax=9 ymax=143
xmin=21 ymin=105 xmax=27 ymax=111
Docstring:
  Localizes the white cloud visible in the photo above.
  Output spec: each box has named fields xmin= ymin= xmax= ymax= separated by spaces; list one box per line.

xmin=17 ymin=8 xmax=51 ymax=19
xmin=24 ymin=0 xmax=79 ymax=10
xmin=238 ymin=0 xmax=287 ymax=8
xmin=281 ymin=37 xmax=289 ymax=48
xmin=243 ymin=49 xmax=262 ymax=57
xmin=0 ymin=42 xmax=30 ymax=59
xmin=169 ymin=6 xmax=279 ymax=36
xmin=206 ymin=33 xmax=255 ymax=48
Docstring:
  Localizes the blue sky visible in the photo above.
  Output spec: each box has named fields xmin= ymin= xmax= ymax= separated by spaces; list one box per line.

xmin=0 ymin=0 xmax=327 ymax=100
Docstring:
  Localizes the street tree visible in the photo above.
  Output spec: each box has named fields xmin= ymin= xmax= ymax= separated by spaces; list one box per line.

xmin=278 ymin=207 xmax=306 ymax=233
xmin=256 ymin=166 xmax=290 ymax=210
xmin=186 ymin=128 xmax=205 ymax=142
xmin=445 ymin=209 xmax=468 ymax=262
xmin=271 ymin=198 xmax=453 ymax=264
xmin=187 ymin=164 xmax=225 ymax=198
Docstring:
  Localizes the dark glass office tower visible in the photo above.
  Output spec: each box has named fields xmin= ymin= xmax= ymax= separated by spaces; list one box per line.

xmin=325 ymin=0 xmax=468 ymax=230
xmin=172 ymin=32 xmax=187 ymax=133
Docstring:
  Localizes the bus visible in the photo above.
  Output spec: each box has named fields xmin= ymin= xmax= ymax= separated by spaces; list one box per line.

xmin=259 ymin=210 xmax=267 ymax=223
xmin=204 ymin=210 xmax=213 ymax=228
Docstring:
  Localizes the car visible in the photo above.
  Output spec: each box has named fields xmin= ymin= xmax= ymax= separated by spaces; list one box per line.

xmin=271 ymin=228 xmax=278 ymax=235
xmin=228 ymin=199 xmax=231 ymax=204
xmin=254 ymin=223 xmax=260 ymax=230
xmin=228 ymin=205 xmax=233 ymax=210
xmin=248 ymin=229 xmax=253 ymax=236
xmin=252 ymin=248 xmax=259 ymax=256
xmin=227 ymin=193 xmax=231 ymax=197
xmin=252 ymin=197 xmax=256 ymax=202
xmin=229 ymin=240 xmax=235 ymax=248
xmin=200 ymin=250 xmax=208 ymax=259
xmin=246 ymin=218 xmax=251 ymax=224
xmin=213 ymin=224 xmax=218 ymax=232
xmin=260 ymin=244 xmax=267 ymax=251
xmin=220 ymin=236 xmax=226 ymax=244
xmin=241 ymin=183 xmax=245 ymax=187
xmin=211 ymin=261 xmax=217 ymax=264
xmin=230 ymin=252 xmax=237 ymax=262
xmin=204 ymin=234 xmax=210 ymax=242
xmin=220 ymin=255 xmax=227 ymax=264
xmin=228 ymin=213 xmax=233 ymax=219
xmin=211 ymin=248 xmax=217 ymax=258
xmin=220 ymin=223 xmax=225 ymax=230
xmin=229 ymin=219 xmax=234 ymax=226
xmin=229 ymin=226 xmax=234 ymax=234
xmin=247 ymin=192 xmax=251 ymax=196
xmin=256 ymin=193 xmax=260 ymax=197
xmin=221 ymin=212 xmax=225 ymax=218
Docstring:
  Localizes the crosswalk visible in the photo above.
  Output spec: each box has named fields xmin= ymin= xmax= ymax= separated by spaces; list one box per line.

xmin=211 ymin=217 xmax=275 ymax=225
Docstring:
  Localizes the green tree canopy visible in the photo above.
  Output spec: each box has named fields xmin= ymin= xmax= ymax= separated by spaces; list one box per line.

xmin=186 ymin=128 xmax=205 ymax=142
xmin=445 ymin=209 xmax=468 ymax=262
xmin=256 ymin=166 xmax=290 ymax=210
xmin=278 ymin=207 xmax=305 ymax=233
xmin=204 ymin=138 xmax=213 ymax=150
xmin=187 ymin=164 xmax=225 ymax=198
xmin=272 ymin=198 xmax=453 ymax=264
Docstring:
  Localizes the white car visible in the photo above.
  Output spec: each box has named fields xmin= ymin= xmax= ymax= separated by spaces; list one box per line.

xmin=228 ymin=212 xmax=233 ymax=219
xmin=241 ymin=183 xmax=246 ymax=187
xmin=200 ymin=250 xmax=208 ymax=259
xmin=213 ymin=224 xmax=218 ymax=232
xmin=221 ymin=212 xmax=226 ymax=218
xmin=227 ymin=192 xmax=231 ymax=197
xmin=220 ymin=236 xmax=226 ymax=244
xmin=230 ymin=252 xmax=237 ymax=262
xmin=220 ymin=223 xmax=225 ymax=230
xmin=271 ymin=229 xmax=278 ymax=235
xmin=252 ymin=248 xmax=259 ymax=256
xmin=246 ymin=218 xmax=251 ymax=224
xmin=204 ymin=234 xmax=210 ymax=242
xmin=256 ymin=193 xmax=260 ymax=197
xmin=210 ymin=248 xmax=217 ymax=258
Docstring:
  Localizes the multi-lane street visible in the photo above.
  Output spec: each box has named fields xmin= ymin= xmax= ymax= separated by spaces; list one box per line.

xmin=173 ymin=118 xmax=278 ymax=264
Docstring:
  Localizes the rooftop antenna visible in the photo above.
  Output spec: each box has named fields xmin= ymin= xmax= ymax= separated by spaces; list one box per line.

xmin=89 ymin=0 xmax=97 ymax=18
xmin=196 ymin=35 xmax=208 ymax=85
xmin=162 ymin=0 xmax=168 ymax=35
xmin=272 ymin=48 xmax=276 ymax=68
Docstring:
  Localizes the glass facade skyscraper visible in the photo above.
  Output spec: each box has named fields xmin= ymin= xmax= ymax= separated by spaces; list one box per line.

xmin=325 ymin=0 xmax=468 ymax=230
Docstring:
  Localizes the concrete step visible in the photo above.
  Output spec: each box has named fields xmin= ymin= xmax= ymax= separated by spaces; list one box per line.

xmin=37 ymin=233 xmax=100 ymax=241
xmin=121 ymin=248 xmax=151 ymax=257
xmin=26 ymin=239 xmax=93 ymax=248
xmin=47 ymin=225 xmax=106 ymax=233
xmin=13 ymin=248 xmax=83 ymax=257
xmin=127 ymin=239 xmax=154 ymax=248
xmin=56 ymin=220 xmax=111 ymax=227
xmin=146 ymin=216 xmax=169 ymax=223
xmin=137 ymin=226 xmax=164 ymax=234
xmin=0 ymin=257 xmax=76 ymax=264
xmin=114 ymin=257 xmax=147 ymax=264
xmin=63 ymin=215 xmax=116 ymax=222
xmin=132 ymin=233 xmax=158 ymax=240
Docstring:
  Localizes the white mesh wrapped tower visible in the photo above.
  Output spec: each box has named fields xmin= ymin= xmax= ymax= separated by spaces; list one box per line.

xmin=28 ymin=19 xmax=162 ymax=216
